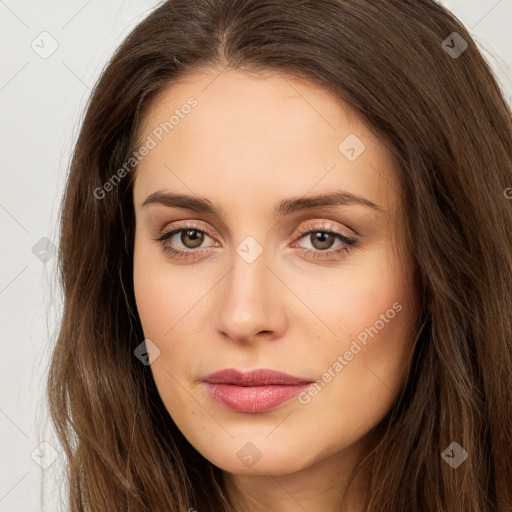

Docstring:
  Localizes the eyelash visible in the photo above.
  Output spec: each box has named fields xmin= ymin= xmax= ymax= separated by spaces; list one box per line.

xmin=154 ymin=221 xmax=357 ymax=261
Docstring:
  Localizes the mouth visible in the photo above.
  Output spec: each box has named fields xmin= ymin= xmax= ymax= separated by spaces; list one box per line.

xmin=201 ymin=368 xmax=314 ymax=414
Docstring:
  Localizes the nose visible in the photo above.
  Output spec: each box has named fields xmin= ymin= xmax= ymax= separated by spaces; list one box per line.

xmin=214 ymin=247 xmax=288 ymax=344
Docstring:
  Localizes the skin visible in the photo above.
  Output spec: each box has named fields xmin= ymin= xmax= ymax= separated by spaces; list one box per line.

xmin=132 ymin=66 xmax=421 ymax=512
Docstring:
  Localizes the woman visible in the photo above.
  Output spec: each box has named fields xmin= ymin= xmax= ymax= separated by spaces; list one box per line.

xmin=47 ymin=0 xmax=512 ymax=510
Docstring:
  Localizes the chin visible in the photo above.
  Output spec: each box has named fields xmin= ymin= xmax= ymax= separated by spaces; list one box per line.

xmin=191 ymin=433 xmax=316 ymax=476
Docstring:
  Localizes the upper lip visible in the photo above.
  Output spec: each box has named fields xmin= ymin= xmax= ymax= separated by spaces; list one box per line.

xmin=202 ymin=368 xmax=313 ymax=386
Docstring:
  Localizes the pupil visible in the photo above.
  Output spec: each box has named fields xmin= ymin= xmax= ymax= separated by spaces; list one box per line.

xmin=183 ymin=229 xmax=203 ymax=248
xmin=312 ymin=232 xmax=333 ymax=250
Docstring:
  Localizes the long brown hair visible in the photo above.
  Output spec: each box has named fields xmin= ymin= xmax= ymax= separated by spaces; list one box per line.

xmin=47 ymin=0 xmax=512 ymax=510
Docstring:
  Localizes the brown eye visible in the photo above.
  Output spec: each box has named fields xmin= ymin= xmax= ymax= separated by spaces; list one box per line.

xmin=292 ymin=222 xmax=357 ymax=261
xmin=309 ymin=232 xmax=337 ymax=251
xmin=155 ymin=225 xmax=217 ymax=259
xmin=180 ymin=229 xmax=204 ymax=249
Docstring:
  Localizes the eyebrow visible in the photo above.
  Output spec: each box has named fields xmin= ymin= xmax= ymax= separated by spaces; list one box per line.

xmin=142 ymin=189 xmax=383 ymax=216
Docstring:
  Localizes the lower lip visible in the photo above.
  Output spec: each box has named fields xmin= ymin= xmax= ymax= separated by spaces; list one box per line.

xmin=203 ymin=382 xmax=311 ymax=413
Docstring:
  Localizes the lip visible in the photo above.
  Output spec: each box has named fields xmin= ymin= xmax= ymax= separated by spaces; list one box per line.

xmin=202 ymin=368 xmax=314 ymax=413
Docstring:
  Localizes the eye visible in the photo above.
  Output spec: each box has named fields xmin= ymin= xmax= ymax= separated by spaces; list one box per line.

xmin=291 ymin=221 xmax=357 ymax=260
xmin=155 ymin=224 xmax=218 ymax=260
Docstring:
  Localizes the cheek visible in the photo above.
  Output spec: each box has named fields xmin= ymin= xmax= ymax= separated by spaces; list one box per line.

xmin=133 ymin=238 xmax=207 ymax=382
xmin=295 ymin=243 xmax=416 ymax=400
xmin=133 ymin=276 xmax=171 ymax=337
xmin=133 ymin=235 xmax=190 ymax=339
xmin=133 ymin=254 xmax=168 ymax=340
xmin=132 ymin=263 xmax=198 ymax=417
xmin=336 ymin=250 xmax=416 ymax=379
xmin=291 ymin=243 xmax=410 ymax=340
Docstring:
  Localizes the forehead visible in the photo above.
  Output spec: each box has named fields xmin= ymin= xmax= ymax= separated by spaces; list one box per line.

xmin=133 ymin=67 xmax=400 ymax=215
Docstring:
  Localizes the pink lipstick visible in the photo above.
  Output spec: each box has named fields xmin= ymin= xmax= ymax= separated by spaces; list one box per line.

xmin=202 ymin=368 xmax=313 ymax=413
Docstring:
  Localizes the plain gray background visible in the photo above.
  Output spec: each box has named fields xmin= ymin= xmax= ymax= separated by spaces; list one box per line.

xmin=0 ymin=1 xmax=511 ymax=510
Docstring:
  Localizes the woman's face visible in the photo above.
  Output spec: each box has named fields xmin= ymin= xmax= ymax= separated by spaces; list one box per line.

xmin=132 ymin=67 xmax=420 ymax=477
